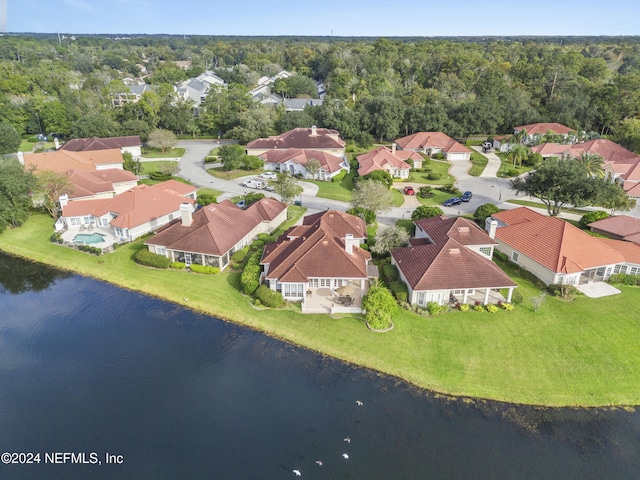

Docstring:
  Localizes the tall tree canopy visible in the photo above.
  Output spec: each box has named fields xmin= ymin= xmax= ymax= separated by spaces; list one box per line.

xmin=0 ymin=159 xmax=36 ymax=233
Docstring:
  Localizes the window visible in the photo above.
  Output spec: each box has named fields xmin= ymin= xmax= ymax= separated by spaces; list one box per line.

xmin=631 ymin=266 xmax=639 ymax=276
xmin=320 ymin=278 xmax=331 ymax=287
xmin=479 ymin=247 xmax=492 ymax=257
xmin=156 ymin=247 xmax=166 ymax=256
xmin=333 ymin=279 xmax=343 ymax=288
xmin=453 ymin=289 xmax=465 ymax=295
xmin=309 ymin=279 xmax=319 ymax=288
xmin=417 ymin=292 xmax=426 ymax=306
xmin=614 ymin=265 xmax=623 ymax=274
xmin=70 ymin=217 xmax=80 ymax=226
xmin=511 ymin=251 xmax=519 ymax=262
xmin=283 ymin=284 xmax=304 ymax=298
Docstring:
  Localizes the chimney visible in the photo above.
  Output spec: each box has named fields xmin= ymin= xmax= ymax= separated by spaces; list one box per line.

xmin=344 ymin=233 xmax=357 ymax=254
xmin=59 ymin=193 xmax=69 ymax=208
xmin=311 ymin=125 xmax=317 ymax=136
xmin=391 ymin=143 xmax=397 ymax=155
xmin=485 ymin=217 xmax=498 ymax=239
xmin=180 ymin=203 xmax=193 ymax=227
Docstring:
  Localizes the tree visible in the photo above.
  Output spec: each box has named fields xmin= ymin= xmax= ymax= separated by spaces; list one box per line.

xmin=614 ymin=117 xmax=640 ymax=153
xmin=305 ymin=157 xmax=321 ymax=180
xmin=418 ymin=186 xmax=433 ymax=198
xmin=371 ymin=225 xmax=410 ymax=255
xmin=507 ymin=145 xmax=529 ymax=168
xmin=509 ymin=158 xmax=602 ymax=216
xmin=578 ymin=210 xmax=609 ymax=229
xmin=360 ymin=170 xmax=393 ymax=188
xmin=274 ymin=173 xmax=303 ymax=203
xmin=35 ymin=169 xmax=74 ymax=219
xmin=351 ymin=179 xmax=393 ymax=215
xmin=158 ymin=161 xmax=179 ymax=176
xmin=0 ymin=159 xmax=36 ymax=233
xmin=411 ymin=205 xmax=443 ymax=221
xmin=218 ymin=144 xmax=248 ymax=171
xmin=473 ymin=203 xmax=500 ymax=224
xmin=577 ymin=152 xmax=605 ymax=178
xmin=596 ymin=182 xmax=636 ymax=213
xmin=71 ymin=112 xmax=121 ymax=138
xmin=122 ymin=151 xmax=141 ymax=175
xmin=0 ymin=122 xmax=21 ymax=154
xmin=361 ymin=283 xmax=396 ymax=330
xmin=147 ymin=129 xmax=177 ymax=153
xmin=346 ymin=206 xmax=376 ymax=225
xmin=365 ymin=97 xmax=405 ymax=142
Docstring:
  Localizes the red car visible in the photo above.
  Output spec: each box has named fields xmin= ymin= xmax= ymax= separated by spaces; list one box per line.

xmin=404 ymin=186 xmax=415 ymax=195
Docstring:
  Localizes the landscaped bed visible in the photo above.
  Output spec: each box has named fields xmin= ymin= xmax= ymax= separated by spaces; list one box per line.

xmin=2 ymin=213 xmax=640 ymax=407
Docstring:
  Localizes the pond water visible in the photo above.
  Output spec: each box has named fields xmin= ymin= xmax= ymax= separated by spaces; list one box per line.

xmin=0 ymin=252 xmax=639 ymax=479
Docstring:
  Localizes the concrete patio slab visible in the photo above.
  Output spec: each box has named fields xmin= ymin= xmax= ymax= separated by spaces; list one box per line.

xmin=576 ymin=282 xmax=621 ymax=298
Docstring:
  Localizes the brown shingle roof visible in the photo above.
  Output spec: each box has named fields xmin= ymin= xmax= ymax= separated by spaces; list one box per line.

xmin=588 ymin=215 xmax=640 ymax=243
xmin=246 ymin=127 xmax=345 ymax=151
xmin=395 ymin=132 xmax=472 ymax=154
xmin=65 ymin=168 xmax=137 ymax=199
xmin=259 ymin=148 xmax=345 ymax=173
xmin=24 ymin=149 xmax=124 ymax=173
xmin=356 ymin=146 xmax=411 ymax=176
xmin=514 ymin=123 xmax=574 ymax=135
xmin=262 ymin=210 xmax=370 ymax=282
xmin=146 ymin=198 xmax=287 ymax=256
xmin=60 ymin=136 xmax=142 ymax=151
xmin=392 ymin=216 xmax=515 ymax=291
xmin=492 ymin=207 xmax=624 ymax=273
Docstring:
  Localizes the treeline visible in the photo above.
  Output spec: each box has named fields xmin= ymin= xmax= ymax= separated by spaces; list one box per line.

xmin=1 ymin=34 xmax=640 ymax=151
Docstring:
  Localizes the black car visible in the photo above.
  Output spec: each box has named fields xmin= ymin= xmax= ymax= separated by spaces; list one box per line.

xmin=443 ymin=197 xmax=462 ymax=207
xmin=461 ymin=191 xmax=472 ymax=202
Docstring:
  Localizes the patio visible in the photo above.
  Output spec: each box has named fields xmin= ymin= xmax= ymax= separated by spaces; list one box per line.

xmin=449 ymin=288 xmax=510 ymax=306
xmin=58 ymin=226 xmax=120 ymax=251
xmin=302 ymin=285 xmax=363 ymax=314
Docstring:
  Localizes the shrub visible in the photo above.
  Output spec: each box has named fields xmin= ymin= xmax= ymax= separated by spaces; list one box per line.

xmin=493 ymin=250 xmax=508 ymax=262
xmin=240 ymin=263 xmax=261 ymax=295
xmin=486 ymin=304 xmax=499 ymax=313
xmin=607 ymin=273 xmax=640 ymax=286
xmin=418 ymin=186 xmax=433 ymax=198
xmin=150 ymin=171 xmax=172 ymax=181
xmin=257 ymin=233 xmax=271 ymax=242
xmin=546 ymin=284 xmax=579 ymax=298
xmin=76 ymin=244 xmax=102 ymax=256
xmin=360 ymin=170 xmax=393 ymax=188
xmin=204 ymin=155 xmax=218 ymax=163
xmin=506 ymin=169 xmax=520 ymax=177
xmin=473 ymin=304 xmax=484 ymax=312
xmin=170 ymin=261 xmax=186 ymax=270
xmin=459 ymin=303 xmax=470 ymax=312
xmin=231 ymin=246 xmax=250 ymax=264
xmin=134 ymin=249 xmax=171 ymax=268
xmin=427 ymin=301 xmax=442 ymax=315
xmin=332 ymin=170 xmax=347 ymax=183
xmin=50 ymin=233 xmax=63 ymax=244
xmin=362 ymin=284 xmax=396 ymax=330
xmin=245 ymin=192 xmax=265 ymax=206
xmin=254 ymin=285 xmax=285 ymax=308
xmin=197 ymin=192 xmax=217 ymax=206
xmin=427 ymin=172 xmax=442 ymax=181
xmin=189 ymin=264 xmax=220 ymax=275
xmin=411 ymin=205 xmax=443 ymax=221
xmin=382 ymin=264 xmax=400 ymax=283
xmin=501 ymin=303 xmax=514 ymax=311
xmin=389 ymin=280 xmax=408 ymax=303
xmin=250 ymin=240 xmax=264 ymax=251
xmin=440 ymin=183 xmax=457 ymax=193
xmin=346 ymin=206 xmax=376 ymax=225
xmin=474 ymin=203 xmax=500 ymax=223
xmin=433 ymin=152 xmax=445 ymax=160
xmin=579 ymin=210 xmax=610 ymax=229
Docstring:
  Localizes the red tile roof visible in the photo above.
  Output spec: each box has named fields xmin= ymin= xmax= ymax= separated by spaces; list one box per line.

xmin=492 ymin=207 xmax=624 ymax=273
xmin=62 ymin=181 xmax=196 ymax=229
xmin=145 ymin=198 xmax=287 ymax=256
xmin=514 ymin=123 xmax=574 ymax=135
xmin=588 ymin=215 xmax=640 ymax=243
xmin=391 ymin=216 xmax=515 ymax=291
xmin=259 ymin=148 xmax=345 ymax=173
xmin=65 ymin=168 xmax=137 ymax=199
xmin=60 ymin=136 xmax=142 ymax=151
xmin=356 ymin=146 xmax=411 ymax=176
xmin=246 ymin=127 xmax=345 ymax=151
xmin=262 ymin=210 xmax=370 ymax=283
xmin=24 ymin=149 xmax=124 ymax=173
xmin=394 ymin=132 xmax=472 ymax=154
xmin=598 ymin=238 xmax=640 ymax=264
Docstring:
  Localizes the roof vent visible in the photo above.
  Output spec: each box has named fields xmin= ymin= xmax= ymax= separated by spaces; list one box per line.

xmin=458 ymin=227 xmax=470 ymax=233
xmin=449 ymin=248 xmax=460 ymax=255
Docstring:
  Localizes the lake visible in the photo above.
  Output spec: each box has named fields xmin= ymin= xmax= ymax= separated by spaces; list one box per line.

xmin=0 ymin=252 xmax=639 ymax=479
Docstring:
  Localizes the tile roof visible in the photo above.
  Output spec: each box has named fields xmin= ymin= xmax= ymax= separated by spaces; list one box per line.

xmin=24 ymin=149 xmax=124 ymax=173
xmin=588 ymin=215 xmax=640 ymax=243
xmin=246 ymin=127 xmax=345 ymax=151
xmin=356 ymin=146 xmax=411 ymax=176
xmin=261 ymin=210 xmax=370 ymax=283
xmin=391 ymin=216 xmax=515 ymax=291
xmin=259 ymin=148 xmax=345 ymax=173
xmin=514 ymin=123 xmax=575 ymax=135
xmin=60 ymin=136 xmax=142 ymax=151
xmin=62 ymin=181 xmax=196 ymax=229
xmin=145 ymin=198 xmax=287 ymax=256
xmin=598 ymin=238 xmax=640 ymax=264
xmin=492 ymin=207 xmax=624 ymax=273
xmin=394 ymin=132 xmax=472 ymax=154
xmin=65 ymin=168 xmax=137 ymax=199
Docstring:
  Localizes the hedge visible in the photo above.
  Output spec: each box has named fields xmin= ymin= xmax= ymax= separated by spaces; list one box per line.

xmin=231 ymin=246 xmax=250 ymax=264
xmin=389 ymin=280 xmax=408 ymax=303
xmin=579 ymin=210 xmax=610 ymax=229
xmin=134 ymin=249 xmax=171 ymax=269
xmin=382 ymin=264 xmax=400 ymax=283
xmin=240 ymin=250 xmax=263 ymax=295
xmin=331 ymin=170 xmax=347 ymax=183
xmin=150 ymin=172 xmax=173 ymax=181
xmin=189 ymin=264 xmax=220 ymax=275
xmin=254 ymin=285 xmax=285 ymax=308
xmin=607 ymin=273 xmax=640 ymax=286
xmin=170 ymin=261 xmax=187 ymax=270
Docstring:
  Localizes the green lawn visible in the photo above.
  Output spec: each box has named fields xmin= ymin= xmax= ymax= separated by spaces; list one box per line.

xmin=3 ymin=214 xmax=640 ymax=407
xmin=410 ymin=159 xmax=455 ymax=185
xmin=469 ymin=151 xmax=489 ymax=176
xmin=417 ymin=188 xmax=463 ymax=206
xmin=390 ymin=188 xmax=404 ymax=207
xmin=309 ymin=168 xmax=357 ymax=202
xmin=496 ymin=153 xmax=534 ymax=177
xmin=505 ymin=199 xmax=591 ymax=216
xmin=19 ymin=140 xmax=56 ymax=152
xmin=197 ymin=187 xmax=224 ymax=198
xmin=207 ymin=167 xmax=263 ymax=180
xmin=139 ymin=161 xmax=178 ymax=175
xmin=141 ymin=147 xmax=186 ymax=158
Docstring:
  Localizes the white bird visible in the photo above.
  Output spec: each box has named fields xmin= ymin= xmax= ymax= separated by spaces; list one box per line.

xmin=343 ymin=437 xmax=351 ymax=443
xmin=315 ymin=460 xmax=323 ymax=466
xmin=355 ymin=400 xmax=363 ymax=406
xmin=293 ymin=469 xmax=301 ymax=476
xmin=342 ymin=453 xmax=349 ymax=460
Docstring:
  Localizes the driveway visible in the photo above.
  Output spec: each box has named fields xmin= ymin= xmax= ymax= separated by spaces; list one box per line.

xmin=470 ymin=146 xmax=502 ymax=177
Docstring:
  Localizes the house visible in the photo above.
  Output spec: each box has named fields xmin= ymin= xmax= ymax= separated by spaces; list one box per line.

xmin=391 ymin=216 xmax=517 ymax=306
xmin=395 ymin=132 xmax=472 ymax=161
xmin=514 ymin=122 xmax=576 ymax=143
xmin=246 ymin=126 xmax=346 ymax=157
xmin=56 ymin=180 xmax=197 ymax=243
xmin=259 ymin=148 xmax=349 ymax=181
xmin=62 ymin=168 xmax=138 ymax=201
xmin=598 ymin=239 xmax=640 ymax=276
xmin=111 ymin=84 xmax=154 ymax=107
xmin=59 ymin=136 xmax=143 ymax=159
xmin=175 ymin=71 xmax=226 ymax=107
xmin=530 ymin=138 xmax=640 ymax=197
xmin=21 ymin=148 xmax=125 ymax=173
xmin=282 ymin=98 xmax=324 ymax=111
xmin=260 ymin=210 xmax=378 ymax=314
xmin=487 ymin=207 xmax=625 ymax=285
xmin=356 ymin=145 xmax=419 ymax=179
xmin=145 ymin=198 xmax=287 ymax=271
xmin=588 ymin=215 xmax=640 ymax=245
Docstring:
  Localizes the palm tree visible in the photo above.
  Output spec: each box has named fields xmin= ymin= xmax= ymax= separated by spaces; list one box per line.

xmin=577 ymin=152 xmax=605 ymax=178
xmin=512 ymin=128 xmax=528 ymax=145
xmin=507 ymin=145 xmax=529 ymax=168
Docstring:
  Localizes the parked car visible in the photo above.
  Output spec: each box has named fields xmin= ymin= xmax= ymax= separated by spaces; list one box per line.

xmin=461 ymin=191 xmax=472 ymax=202
xmin=264 ymin=185 xmax=275 ymax=192
xmin=242 ymin=178 xmax=268 ymax=189
xmin=443 ymin=197 xmax=462 ymax=207
xmin=260 ymin=172 xmax=277 ymax=179
xmin=404 ymin=186 xmax=415 ymax=195
xmin=236 ymin=200 xmax=246 ymax=209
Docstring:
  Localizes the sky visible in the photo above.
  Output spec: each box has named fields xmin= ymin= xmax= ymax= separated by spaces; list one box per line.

xmin=6 ymin=0 xmax=640 ymax=37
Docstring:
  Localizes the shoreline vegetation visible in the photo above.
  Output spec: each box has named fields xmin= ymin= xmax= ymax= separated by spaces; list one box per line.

xmin=2 ymin=214 xmax=640 ymax=408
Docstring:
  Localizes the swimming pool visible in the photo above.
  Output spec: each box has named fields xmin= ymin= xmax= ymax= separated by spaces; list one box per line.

xmin=73 ymin=233 xmax=106 ymax=245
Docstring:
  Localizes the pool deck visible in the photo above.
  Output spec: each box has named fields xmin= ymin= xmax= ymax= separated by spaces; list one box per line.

xmin=60 ymin=226 xmax=120 ymax=250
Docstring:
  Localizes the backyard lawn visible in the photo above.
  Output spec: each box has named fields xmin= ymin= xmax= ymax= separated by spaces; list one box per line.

xmin=409 ymin=159 xmax=455 ymax=185
xmin=3 ymin=213 xmax=640 ymax=407
xmin=141 ymin=147 xmax=186 ymax=158
xmin=309 ymin=167 xmax=357 ymax=202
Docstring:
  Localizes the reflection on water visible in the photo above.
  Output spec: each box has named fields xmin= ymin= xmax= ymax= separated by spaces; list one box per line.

xmin=0 ymin=254 xmax=639 ymax=479
xmin=0 ymin=251 xmax=72 ymax=294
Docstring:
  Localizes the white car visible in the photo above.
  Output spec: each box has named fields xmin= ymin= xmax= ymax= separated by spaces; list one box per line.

xmin=260 ymin=172 xmax=277 ymax=179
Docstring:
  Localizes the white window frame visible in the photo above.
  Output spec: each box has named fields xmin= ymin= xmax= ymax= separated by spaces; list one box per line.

xmin=511 ymin=251 xmax=519 ymax=262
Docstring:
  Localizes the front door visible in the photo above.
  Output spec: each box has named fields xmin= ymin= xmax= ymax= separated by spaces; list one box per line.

xmin=184 ymin=253 xmax=192 ymax=267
